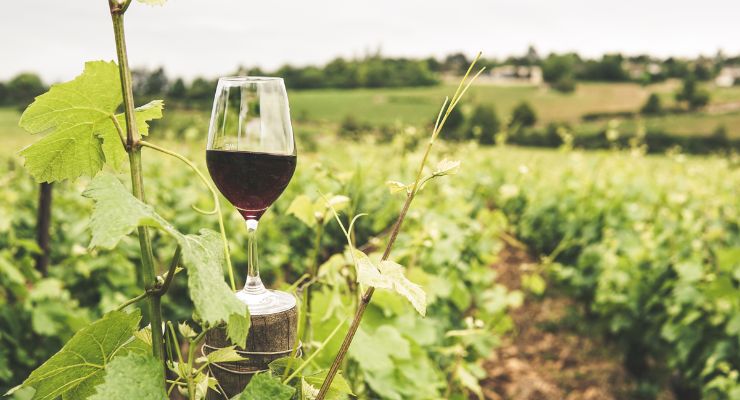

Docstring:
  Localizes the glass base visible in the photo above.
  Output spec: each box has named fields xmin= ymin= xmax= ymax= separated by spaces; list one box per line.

xmin=235 ymin=276 xmax=296 ymax=315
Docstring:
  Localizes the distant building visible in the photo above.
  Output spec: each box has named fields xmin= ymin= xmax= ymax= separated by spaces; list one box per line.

xmin=624 ymin=62 xmax=662 ymax=80
xmin=715 ymin=66 xmax=740 ymax=87
xmin=480 ymin=65 xmax=543 ymax=85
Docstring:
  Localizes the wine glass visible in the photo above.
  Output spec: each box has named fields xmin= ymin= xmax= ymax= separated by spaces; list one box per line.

xmin=206 ymin=76 xmax=297 ymax=315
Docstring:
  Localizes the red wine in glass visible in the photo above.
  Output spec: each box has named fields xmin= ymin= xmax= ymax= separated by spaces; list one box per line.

xmin=206 ymin=149 xmax=296 ymax=220
xmin=206 ymin=76 xmax=297 ymax=315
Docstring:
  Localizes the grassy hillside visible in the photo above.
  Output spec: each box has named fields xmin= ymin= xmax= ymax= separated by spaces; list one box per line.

xmin=288 ymin=82 xmax=667 ymax=125
xmin=289 ymin=80 xmax=740 ymax=137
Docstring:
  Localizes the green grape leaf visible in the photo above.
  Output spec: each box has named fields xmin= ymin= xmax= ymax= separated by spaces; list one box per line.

xmin=18 ymin=61 xmax=119 ymax=182
xmin=385 ymin=180 xmax=409 ymax=194
xmin=178 ymin=322 xmax=197 ymax=339
xmin=18 ymin=61 xmax=164 ymax=182
xmin=88 ymin=353 xmax=167 ymax=400
xmin=19 ymin=61 xmax=121 ymax=134
xmin=19 ymin=122 xmax=105 ymax=183
xmin=455 ymin=363 xmax=483 ymax=400
xmin=19 ymin=310 xmax=141 ymax=400
xmin=267 ymin=356 xmax=302 ymax=376
xmin=232 ymin=373 xmax=295 ymax=400
xmin=354 ymin=251 xmax=392 ymax=290
xmin=180 ymin=229 xmax=250 ymax=346
xmin=288 ymin=194 xmax=350 ymax=228
xmin=287 ymin=194 xmax=317 ymax=227
xmin=99 ymin=100 xmax=164 ymax=169
xmin=301 ymin=378 xmax=321 ymax=400
xmin=432 ymin=159 xmax=461 ymax=176
xmin=353 ymin=251 xmax=427 ymax=316
xmin=325 ymin=195 xmax=350 ymax=210
xmin=227 ymin=312 xmax=251 ymax=350
xmin=378 ymin=260 xmax=427 ymax=316
xmin=203 ymin=346 xmax=245 ymax=364
xmin=83 ymin=174 xmax=172 ymax=249
xmin=83 ymin=175 xmax=249 ymax=346
xmin=303 ymin=370 xmax=354 ymax=400
xmin=349 ymin=325 xmax=410 ymax=372
xmin=521 ymin=273 xmax=546 ymax=296
xmin=133 ymin=326 xmax=153 ymax=347
xmin=415 ymin=158 xmax=462 ymax=193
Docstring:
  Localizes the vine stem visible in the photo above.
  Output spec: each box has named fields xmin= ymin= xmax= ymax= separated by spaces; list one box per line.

xmin=115 ymin=290 xmax=150 ymax=311
xmin=139 ymin=140 xmax=236 ymax=290
xmin=109 ymin=0 xmax=164 ymax=365
xmin=315 ymin=53 xmax=484 ymax=400
xmin=114 ymin=245 xmax=181 ymax=311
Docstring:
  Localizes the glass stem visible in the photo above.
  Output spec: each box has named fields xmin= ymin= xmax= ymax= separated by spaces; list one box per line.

xmin=244 ymin=219 xmax=266 ymax=294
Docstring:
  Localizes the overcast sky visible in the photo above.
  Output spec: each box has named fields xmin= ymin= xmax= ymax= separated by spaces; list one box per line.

xmin=1 ymin=0 xmax=738 ymax=82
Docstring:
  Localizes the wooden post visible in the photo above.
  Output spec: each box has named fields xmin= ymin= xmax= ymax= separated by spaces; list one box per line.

xmin=35 ymin=182 xmax=52 ymax=276
xmin=205 ymin=305 xmax=298 ymax=399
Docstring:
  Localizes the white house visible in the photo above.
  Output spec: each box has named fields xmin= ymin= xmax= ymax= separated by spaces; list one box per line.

xmin=715 ymin=66 xmax=740 ymax=87
xmin=480 ymin=65 xmax=543 ymax=85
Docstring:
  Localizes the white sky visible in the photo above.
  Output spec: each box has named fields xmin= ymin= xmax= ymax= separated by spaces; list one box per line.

xmin=1 ymin=0 xmax=738 ymax=82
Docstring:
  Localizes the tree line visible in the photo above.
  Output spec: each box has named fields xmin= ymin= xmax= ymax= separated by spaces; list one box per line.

xmin=2 ymin=49 xmax=739 ymax=108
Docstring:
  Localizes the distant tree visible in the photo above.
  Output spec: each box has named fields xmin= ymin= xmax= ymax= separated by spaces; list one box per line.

xmin=629 ymin=54 xmax=651 ymax=64
xmin=693 ymin=64 xmax=712 ymax=81
xmin=689 ymin=91 xmax=710 ymax=110
xmin=578 ymin=54 xmax=628 ymax=81
xmin=324 ymin=58 xmax=359 ymax=88
xmin=355 ymin=58 xmax=438 ymax=88
xmin=599 ymin=54 xmax=629 ymax=81
xmin=542 ymin=53 xmax=579 ymax=92
xmin=7 ymin=73 xmax=46 ymax=108
xmin=132 ymin=67 xmax=168 ymax=97
xmin=640 ymin=93 xmax=662 ymax=115
xmin=663 ymin=57 xmax=690 ymax=78
xmin=443 ymin=53 xmax=470 ymax=74
xmin=676 ymin=75 xmax=710 ymax=110
xmin=542 ymin=53 xmax=578 ymax=83
xmin=168 ymin=78 xmax=187 ymax=99
xmin=509 ymin=101 xmax=537 ymax=129
xmin=293 ymin=66 xmax=323 ymax=89
xmin=0 ymin=82 xmax=7 ymax=106
xmin=357 ymin=58 xmax=386 ymax=88
xmin=526 ymin=45 xmax=540 ymax=65
xmin=246 ymin=67 xmax=267 ymax=76
xmin=143 ymin=67 xmax=168 ymax=96
xmin=424 ymin=56 xmax=442 ymax=72
xmin=465 ymin=105 xmax=500 ymax=145
xmin=277 ymin=65 xmax=305 ymax=89
xmin=188 ymin=77 xmax=216 ymax=101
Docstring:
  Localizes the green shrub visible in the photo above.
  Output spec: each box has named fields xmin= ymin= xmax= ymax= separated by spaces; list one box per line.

xmin=552 ymin=76 xmax=576 ymax=93
xmin=463 ymin=104 xmax=500 ymax=145
xmin=640 ymin=93 xmax=662 ymax=115
xmin=509 ymin=101 xmax=537 ymax=129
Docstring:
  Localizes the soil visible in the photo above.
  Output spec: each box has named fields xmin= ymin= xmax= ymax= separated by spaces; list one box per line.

xmin=481 ymin=244 xmax=675 ymax=400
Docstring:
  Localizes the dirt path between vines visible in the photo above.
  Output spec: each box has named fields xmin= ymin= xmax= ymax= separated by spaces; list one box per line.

xmin=481 ymin=244 xmax=675 ymax=400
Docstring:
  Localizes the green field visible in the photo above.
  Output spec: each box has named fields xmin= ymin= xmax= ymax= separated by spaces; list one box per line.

xmin=289 ymin=82 xmax=664 ymax=125
xmin=289 ymin=80 xmax=740 ymax=138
